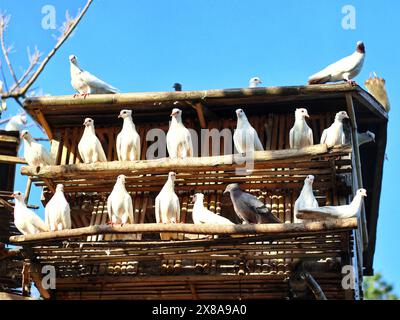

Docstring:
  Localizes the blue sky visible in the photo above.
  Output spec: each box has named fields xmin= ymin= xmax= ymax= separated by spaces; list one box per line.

xmin=1 ymin=0 xmax=399 ymax=294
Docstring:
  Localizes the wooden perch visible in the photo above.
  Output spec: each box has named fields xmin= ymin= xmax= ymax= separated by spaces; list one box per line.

xmin=9 ymin=218 xmax=357 ymax=244
xmin=20 ymin=144 xmax=351 ymax=179
xmin=0 ymin=154 xmax=27 ymax=165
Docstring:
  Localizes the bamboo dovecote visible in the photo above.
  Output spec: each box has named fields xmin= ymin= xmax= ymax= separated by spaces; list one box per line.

xmin=5 ymin=83 xmax=388 ymax=300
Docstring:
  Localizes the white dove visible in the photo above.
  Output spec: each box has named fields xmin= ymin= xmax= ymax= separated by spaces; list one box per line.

xmin=155 ymin=172 xmax=180 ymax=240
xmin=107 ymin=175 xmax=134 ymax=225
xmin=166 ymin=108 xmax=193 ymax=158
xmin=249 ymin=77 xmax=263 ymax=88
xmin=192 ymin=193 xmax=234 ymax=225
xmin=233 ymin=108 xmax=264 ymax=153
xmin=358 ymin=131 xmax=375 ymax=146
xmin=289 ymin=108 xmax=314 ymax=149
xmin=21 ymin=130 xmax=53 ymax=166
xmin=320 ymin=111 xmax=349 ymax=147
xmin=5 ymin=114 xmax=27 ymax=132
xmin=12 ymin=191 xmax=48 ymax=235
xmin=78 ymin=118 xmax=107 ymax=163
xmin=293 ymin=175 xmax=319 ymax=223
xmin=69 ymin=55 xmax=119 ymax=97
xmin=116 ymin=109 xmax=141 ymax=161
xmin=308 ymin=41 xmax=365 ymax=85
xmin=298 ymin=188 xmax=367 ymax=220
xmin=45 ymin=184 xmax=71 ymax=231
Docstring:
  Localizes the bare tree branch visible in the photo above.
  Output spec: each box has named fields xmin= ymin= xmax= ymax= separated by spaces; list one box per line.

xmin=0 ymin=13 xmax=19 ymax=86
xmin=10 ymin=46 xmax=42 ymax=91
xmin=0 ymin=0 xmax=94 ymax=100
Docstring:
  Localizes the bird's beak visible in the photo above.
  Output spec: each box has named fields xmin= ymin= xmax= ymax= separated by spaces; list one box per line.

xmin=170 ymin=111 xmax=177 ymax=117
xmin=118 ymin=114 xmax=122 ymax=118
xmin=11 ymin=193 xmax=16 ymax=198
xmin=305 ymin=114 xmax=310 ymax=118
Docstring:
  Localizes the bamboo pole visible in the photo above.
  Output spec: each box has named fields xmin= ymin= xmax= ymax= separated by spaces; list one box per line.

xmin=9 ymin=218 xmax=357 ymax=244
xmin=20 ymin=144 xmax=351 ymax=179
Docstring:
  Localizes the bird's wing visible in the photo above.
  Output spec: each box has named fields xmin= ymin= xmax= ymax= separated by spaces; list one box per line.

xmin=320 ymin=129 xmax=328 ymax=144
xmin=307 ymin=126 xmax=314 ymax=145
xmin=233 ymin=130 xmax=243 ymax=153
xmin=289 ymin=127 xmax=295 ymax=148
xmin=184 ymin=129 xmax=194 ymax=157
xmin=95 ymin=137 xmax=108 ymax=162
xmin=297 ymin=205 xmax=353 ymax=219
xmin=107 ymin=194 xmax=113 ymax=221
xmin=28 ymin=210 xmax=48 ymax=232
xmin=116 ymin=132 xmax=122 ymax=161
xmin=126 ymin=194 xmax=134 ymax=224
xmin=78 ymin=139 xmax=86 ymax=163
xmin=166 ymin=130 xmax=176 ymax=158
xmin=44 ymin=201 xmax=51 ymax=227
xmin=155 ymin=196 xmax=161 ymax=223
xmin=252 ymin=128 xmax=264 ymax=151
xmin=134 ymin=132 xmax=141 ymax=160
xmin=174 ymin=194 xmax=181 ymax=222
xmin=38 ymin=144 xmax=53 ymax=165
xmin=80 ymin=70 xmax=119 ymax=93
xmin=60 ymin=200 xmax=71 ymax=229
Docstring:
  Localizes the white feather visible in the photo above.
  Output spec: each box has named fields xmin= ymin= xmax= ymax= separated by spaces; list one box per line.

xmin=45 ymin=184 xmax=71 ymax=231
xmin=233 ymin=109 xmax=264 ymax=153
xmin=78 ymin=118 xmax=107 ymax=163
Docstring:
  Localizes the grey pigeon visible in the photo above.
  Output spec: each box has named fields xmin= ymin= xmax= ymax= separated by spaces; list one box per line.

xmin=233 ymin=108 xmax=264 ymax=153
xmin=249 ymin=77 xmax=262 ymax=88
xmin=69 ymin=55 xmax=119 ymax=96
xmin=78 ymin=118 xmax=107 ymax=163
xmin=289 ymin=108 xmax=314 ymax=149
xmin=320 ymin=111 xmax=349 ymax=147
xmin=298 ymin=188 xmax=367 ymax=220
xmin=223 ymin=183 xmax=280 ymax=224
xmin=358 ymin=130 xmax=375 ymax=146
xmin=293 ymin=175 xmax=319 ymax=223
xmin=45 ymin=184 xmax=71 ymax=231
xmin=308 ymin=41 xmax=365 ymax=85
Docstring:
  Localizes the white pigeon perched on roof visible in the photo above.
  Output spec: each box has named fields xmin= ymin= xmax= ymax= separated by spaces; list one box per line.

xmin=249 ymin=77 xmax=263 ymax=88
xmin=308 ymin=41 xmax=365 ymax=85
xmin=45 ymin=184 xmax=71 ymax=231
xmin=116 ymin=110 xmax=141 ymax=161
xmin=12 ymin=191 xmax=49 ymax=235
xmin=78 ymin=118 xmax=107 ymax=163
xmin=358 ymin=130 xmax=375 ymax=146
xmin=320 ymin=111 xmax=349 ymax=147
xmin=69 ymin=55 xmax=119 ymax=96
xmin=297 ymin=188 xmax=367 ymax=220
xmin=5 ymin=114 xmax=27 ymax=132
xmin=289 ymin=108 xmax=314 ymax=149
xmin=192 ymin=193 xmax=235 ymax=225
xmin=107 ymin=175 xmax=134 ymax=225
xmin=293 ymin=175 xmax=319 ymax=223
xmin=155 ymin=172 xmax=180 ymax=240
xmin=166 ymin=108 xmax=193 ymax=158
xmin=233 ymin=108 xmax=264 ymax=153
xmin=21 ymin=130 xmax=53 ymax=166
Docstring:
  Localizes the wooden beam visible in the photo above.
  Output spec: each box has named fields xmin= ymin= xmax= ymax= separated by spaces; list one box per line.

xmin=24 ymin=177 xmax=32 ymax=204
xmin=20 ymin=144 xmax=351 ymax=179
xmin=190 ymin=102 xmax=207 ymax=129
xmin=345 ymin=93 xmax=368 ymax=249
xmin=33 ymin=109 xmax=53 ymax=140
xmin=9 ymin=218 xmax=358 ymax=244
xmin=0 ymin=154 xmax=27 ymax=165
xmin=30 ymin=263 xmax=51 ymax=300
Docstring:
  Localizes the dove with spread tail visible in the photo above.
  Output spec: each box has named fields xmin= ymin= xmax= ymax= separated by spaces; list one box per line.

xmin=289 ymin=108 xmax=314 ymax=149
xmin=155 ymin=172 xmax=180 ymax=240
xmin=308 ymin=41 xmax=365 ymax=85
xmin=358 ymin=131 xmax=375 ymax=146
xmin=298 ymin=188 xmax=367 ymax=220
xmin=224 ymin=183 xmax=280 ymax=224
xmin=249 ymin=77 xmax=263 ymax=88
xmin=12 ymin=191 xmax=48 ymax=235
xmin=293 ymin=175 xmax=319 ymax=223
xmin=192 ymin=193 xmax=235 ymax=225
xmin=69 ymin=55 xmax=119 ymax=95
xmin=320 ymin=111 xmax=349 ymax=147
xmin=107 ymin=175 xmax=134 ymax=225
xmin=166 ymin=108 xmax=193 ymax=158
xmin=233 ymin=109 xmax=264 ymax=153
xmin=45 ymin=184 xmax=71 ymax=231
xmin=21 ymin=130 xmax=53 ymax=166
xmin=5 ymin=114 xmax=27 ymax=132
xmin=116 ymin=110 xmax=141 ymax=161
xmin=78 ymin=118 xmax=107 ymax=163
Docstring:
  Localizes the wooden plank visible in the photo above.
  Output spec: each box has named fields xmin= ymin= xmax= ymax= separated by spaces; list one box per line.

xmin=10 ymin=218 xmax=357 ymax=243
xmin=0 ymin=154 xmax=27 ymax=164
xmin=33 ymin=109 xmax=53 ymax=140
